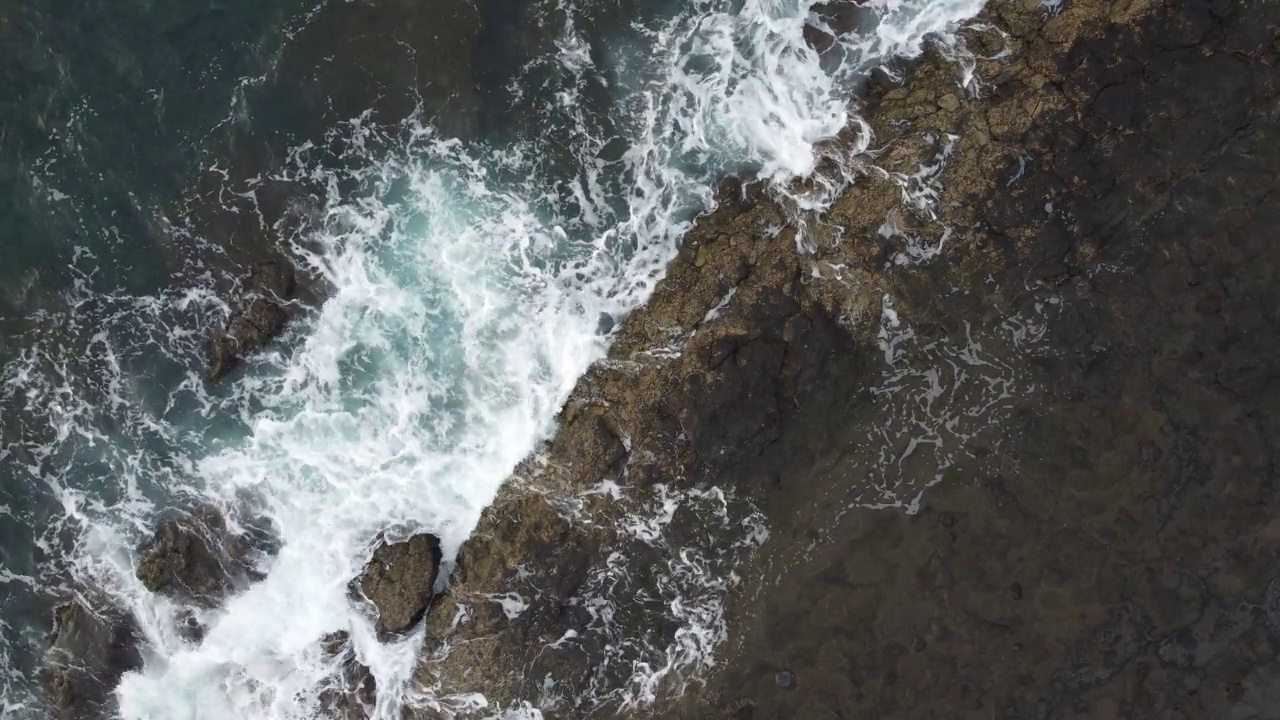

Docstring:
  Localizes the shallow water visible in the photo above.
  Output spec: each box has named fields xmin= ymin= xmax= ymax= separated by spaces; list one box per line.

xmin=0 ymin=0 xmax=984 ymax=716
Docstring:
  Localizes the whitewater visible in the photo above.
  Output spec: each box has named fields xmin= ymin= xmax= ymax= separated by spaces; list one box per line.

xmin=0 ymin=0 xmax=985 ymax=717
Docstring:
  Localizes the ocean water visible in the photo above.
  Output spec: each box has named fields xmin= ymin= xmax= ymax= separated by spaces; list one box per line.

xmin=0 ymin=0 xmax=984 ymax=717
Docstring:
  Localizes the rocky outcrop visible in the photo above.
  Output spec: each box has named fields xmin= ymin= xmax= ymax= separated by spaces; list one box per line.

xmin=415 ymin=137 xmax=876 ymax=719
xmin=205 ymin=259 xmax=297 ymax=382
xmin=684 ymin=1 xmax=1280 ymax=718
xmin=318 ymin=632 xmax=377 ymax=720
xmin=409 ymin=0 xmax=1280 ymax=717
xmin=42 ymin=600 xmax=142 ymax=720
xmin=352 ymin=533 xmax=442 ymax=641
xmin=135 ymin=505 xmax=277 ymax=608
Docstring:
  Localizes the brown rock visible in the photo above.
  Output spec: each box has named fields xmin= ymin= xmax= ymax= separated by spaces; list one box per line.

xmin=136 ymin=505 xmax=276 ymax=608
xmin=415 ymin=1 xmax=1280 ymax=718
xmin=352 ymin=534 xmax=441 ymax=641
xmin=42 ymin=599 xmax=142 ymax=720
xmin=317 ymin=631 xmax=376 ymax=720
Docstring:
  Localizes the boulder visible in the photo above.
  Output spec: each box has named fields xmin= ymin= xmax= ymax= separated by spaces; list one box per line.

xmin=42 ymin=599 xmax=142 ymax=720
xmin=352 ymin=533 xmax=441 ymax=641
xmin=317 ymin=631 xmax=376 ymax=720
xmin=135 ymin=505 xmax=277 ymax=608
xmin=206 ymin=259 xmax=297 ymax=382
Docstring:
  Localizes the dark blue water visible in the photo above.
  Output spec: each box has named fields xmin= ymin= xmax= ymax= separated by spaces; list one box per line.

xmin=2 ymin=0 xmax=316 ymax=306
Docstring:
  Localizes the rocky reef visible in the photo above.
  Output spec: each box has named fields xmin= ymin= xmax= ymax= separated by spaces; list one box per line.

xmin=204 ymin=260 xmax=298 ymax=382
xmin=318 ymin=631 xmax=378 ymax=720
xmin=407 ymin=0 xmax=1280 ymax=717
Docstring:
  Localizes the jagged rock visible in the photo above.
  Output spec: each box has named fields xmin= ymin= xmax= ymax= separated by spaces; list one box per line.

xmin=352 ymin=534 xmax=441 ymax=641
xmin=206 ymin=259 xmax=297 ymax=382
xmin=135 ymin=505 xmax=277 ymax=608
xmin=317 ymin=631 xmax=376 ymax=720
xmin=416 ymin=1 xmax=1280 ymax=718
xmin=42 ymin=600 xmax=142 ymax=720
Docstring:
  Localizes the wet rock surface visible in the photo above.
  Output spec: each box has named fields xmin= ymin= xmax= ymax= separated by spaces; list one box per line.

xmin=205 ymin=259 xmax=298 ymax=382
xmin=353 ymin=533 xmax=442 ymax=641
xmin=135 ymin=505 xmax=277 ymax=608
xmin=411 ymin=0 xmax=1280 ymax=718
xmin=42 ymin=599 xmax=142 ymax=720
xmin=318 ymin=631 xmax=377 ymax=720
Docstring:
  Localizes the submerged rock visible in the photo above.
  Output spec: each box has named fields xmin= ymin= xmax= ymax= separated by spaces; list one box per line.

xmin=135 ymin=505 xmax=277 ymax=608
xmin=206 ymin=259 xmax=297 ymax=382
xmin=317 ymin=631 xmax=376 ymax=720
xmin=42 ymin=599 xmax=142 ymax=720
xmin=174 ymin=609 xmax=206 ymax=643
xmin=804 ymin=0 xmax=875 ymax=57
xmin=352 ymin=533 xmax=441 ymax=641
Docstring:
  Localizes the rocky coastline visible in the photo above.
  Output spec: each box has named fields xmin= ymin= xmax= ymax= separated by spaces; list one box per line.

xmin=416 ymin=0 xmax=1280 ymax=717
xmin=41 ymin=0 xmax=1280 ymax=718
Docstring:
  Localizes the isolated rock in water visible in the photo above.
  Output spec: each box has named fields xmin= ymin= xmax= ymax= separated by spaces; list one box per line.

xmin=317 ymin=631 xmax=376 ymax=720
xmin=136 ymin=505 xmax=277 ymax=608
xmin=353 ymin=533 xmax=441 ymax=641
xmin=42 ymin=600 xmax=142 ymax=720
xmin=206 ymin=259 xmax=297 ymax=382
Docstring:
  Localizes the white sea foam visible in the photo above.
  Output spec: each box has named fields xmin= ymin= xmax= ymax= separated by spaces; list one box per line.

xmin=1 ymin=0 xmax=987 ymax=717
